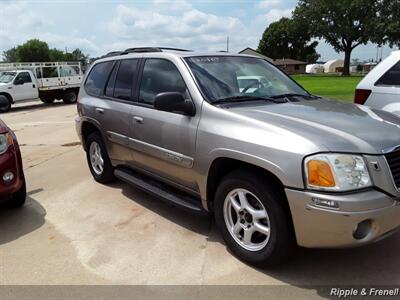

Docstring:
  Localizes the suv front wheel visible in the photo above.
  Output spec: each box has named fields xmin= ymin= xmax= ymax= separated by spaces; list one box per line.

xmin=214 ymin=170 xmax=294 ymax=267
xmin=86 ymin=132 xmax=115 ymax=183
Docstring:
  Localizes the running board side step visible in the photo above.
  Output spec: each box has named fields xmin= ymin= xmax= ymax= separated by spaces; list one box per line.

xmin=114 ymin=168 xmax=207 ymax=215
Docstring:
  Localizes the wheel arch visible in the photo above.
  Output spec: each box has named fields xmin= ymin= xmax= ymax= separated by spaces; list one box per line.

xmin=81 ymin=119 xmax=103 ymax=151
xmin=205 ymin=156 xmax=295 ymax=239
xmin=0 ymin=92 xmax=13 ymax=104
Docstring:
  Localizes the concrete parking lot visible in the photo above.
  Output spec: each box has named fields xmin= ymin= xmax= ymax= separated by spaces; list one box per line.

xmin=1 ymin=100 xmax=400 ymax=298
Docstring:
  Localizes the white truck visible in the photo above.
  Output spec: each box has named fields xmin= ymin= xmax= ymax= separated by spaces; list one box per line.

xmin=0 ymin=61 xmax=83 ymax=112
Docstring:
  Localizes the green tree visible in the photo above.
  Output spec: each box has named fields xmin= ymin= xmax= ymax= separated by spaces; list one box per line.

xmin=15 ymin=39 xmax=51 ymax=62
xmin=294 ymin=0 xmax=382 ymax=75
xmin=49 ymin=48 xmax=66 ymax=61
xmin=2 ymin=39 xmax=89 ymax=63
xmin=378 ymin=0 xmax=400 ymax=47
xmin=2 ymin=47 xmax=18 ymax=62
xmin=258 ymin=17 xmax=320 ymax=63
xmin=71 ymin=48 xmax=87 ymax=61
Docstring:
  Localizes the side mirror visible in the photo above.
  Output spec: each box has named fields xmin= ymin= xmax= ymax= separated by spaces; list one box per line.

xmin=14 ymin=78 xmax=23 ymax=85
xmin=154 ymin=92 xmax=195 ymax=116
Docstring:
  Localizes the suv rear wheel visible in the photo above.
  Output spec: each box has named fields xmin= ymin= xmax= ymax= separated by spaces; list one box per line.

xmin=86 ymin=132 xmax=115 ymax=183
xmin=214 ymin=170 xmax=294 ymax=267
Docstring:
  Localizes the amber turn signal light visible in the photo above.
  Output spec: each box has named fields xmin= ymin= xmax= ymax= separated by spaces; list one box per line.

xmin=306 ymin=159 xmax=335 ymax=187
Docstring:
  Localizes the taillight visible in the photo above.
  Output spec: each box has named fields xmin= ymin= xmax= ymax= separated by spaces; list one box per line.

xmin=354 ymin=89 xmax=371 ymax=105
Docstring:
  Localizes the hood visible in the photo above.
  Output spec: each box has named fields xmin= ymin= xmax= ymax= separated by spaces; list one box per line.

xmin=0 ymin=82 xmax=9 ymax=87
xmin=228 ymin=98 xmax=400 ymax=154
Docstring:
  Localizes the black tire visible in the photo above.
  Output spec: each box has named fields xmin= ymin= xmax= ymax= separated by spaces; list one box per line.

xmin=62 ymin=91 xmax=77 ymax=104
xmin=5 ymin=181 xmax=26 ymax=208
xmin=40 ymin=97 xmax=55 ymax=104
xmin=0 ymin=95 xmax=11 ymax=112
xmin=214 ymin=170 xmax=295 ymax=267
xmin=86 ymin=132 xmax=115 ymax=183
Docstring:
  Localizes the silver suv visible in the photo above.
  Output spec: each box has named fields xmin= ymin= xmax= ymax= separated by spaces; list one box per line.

xmin=76 ymin=47 xmax=400 ymax=267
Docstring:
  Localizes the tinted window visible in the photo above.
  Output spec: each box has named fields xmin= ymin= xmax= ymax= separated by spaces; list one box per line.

xmin=114 ymin=59 xmax=138 ymax=100
xmin=105 ymin=61 xmax=119 ymax=98
xmin=16 ymin=72 xmax=32 ymax=83
xmin=139 ymin=59 xmax=187 ymax=105
xmin=85 ymin=61 xmax=114 ymax=96
xmin=42 ymin=67 xmax=58 ymax=78
xmin=376 ymin=61 xmax=400 ymax=86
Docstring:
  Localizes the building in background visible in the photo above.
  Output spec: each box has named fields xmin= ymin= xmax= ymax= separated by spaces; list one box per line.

xmin=363 ymin=62 xmax=378 ymax=73
xmin=306 ymin=63 xmax=324 ymax=74
xmin=324 ymin=59 xmax=344 ymax=73
xmin=273 ymin=58 xmax=307 ymax=74
xmin=238 ymin=48 xmax=307 ymax=74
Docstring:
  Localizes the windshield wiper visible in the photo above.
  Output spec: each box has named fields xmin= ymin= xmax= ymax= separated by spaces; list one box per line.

xmin=271 ymin=93 xmax=320 ymax=100
xmin=212 ymin=95 xmax=287 ymax=105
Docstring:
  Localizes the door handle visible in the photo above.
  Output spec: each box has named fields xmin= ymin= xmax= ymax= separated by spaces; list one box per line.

xmin=133 ymin=116 xmax=144 ymax=124
xmin=95 ymin=107 xmax=105 ymax=114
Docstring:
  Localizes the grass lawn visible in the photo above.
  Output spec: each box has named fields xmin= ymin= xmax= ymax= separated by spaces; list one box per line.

xmin=291 ymin=74 xmax=364 ymax=102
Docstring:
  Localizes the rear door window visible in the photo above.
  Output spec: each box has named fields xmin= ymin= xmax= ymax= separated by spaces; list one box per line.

xmin=113 ymin=59 xmax=138 ymax=100
xmin=85 ymin=61 xmax=114 ymax=96
xmin=376 ymin=61 xmax=400 ymax=86
xmin=105 ymin=61 xmax=119 ymax=98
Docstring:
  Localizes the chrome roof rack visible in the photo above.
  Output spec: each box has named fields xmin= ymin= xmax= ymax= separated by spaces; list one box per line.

xmin=100 ymin=47 xmax=192 ymax=59
xmin=101 ymin=51 xmax=124 ymax=58
xmin=121 ymin=47 xmax=192 ymax=54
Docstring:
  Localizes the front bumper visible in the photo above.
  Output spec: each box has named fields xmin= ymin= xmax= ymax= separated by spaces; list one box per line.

xmin=286 ymin=188 xmax=400 ymax=248
xmin=0 ymin=144 xmax=24 ymax=201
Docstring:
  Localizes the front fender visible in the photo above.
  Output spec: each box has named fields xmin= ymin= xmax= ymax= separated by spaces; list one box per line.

xmin=195 ymin=148 xmax=292 ymax=208
xmin=209 ymin=148 xmax=287 ymax=183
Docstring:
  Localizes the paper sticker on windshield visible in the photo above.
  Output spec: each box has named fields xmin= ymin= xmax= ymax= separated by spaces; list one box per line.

xmin=189 ymin=57 xmax=220 ymax=63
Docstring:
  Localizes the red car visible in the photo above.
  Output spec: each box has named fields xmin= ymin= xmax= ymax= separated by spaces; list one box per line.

xmin=0 ymin=119 xmax=25 ymax=208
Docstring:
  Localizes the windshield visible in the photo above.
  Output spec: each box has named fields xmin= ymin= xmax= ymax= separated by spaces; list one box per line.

xmin=184 ymin=56 xmax=309 ymax=103
xmin=0 ymin=72 xmax=16 ymax=83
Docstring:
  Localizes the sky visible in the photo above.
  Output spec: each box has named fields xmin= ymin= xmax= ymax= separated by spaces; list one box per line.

xmin=0 ymin=0 xmax=396 ymax=62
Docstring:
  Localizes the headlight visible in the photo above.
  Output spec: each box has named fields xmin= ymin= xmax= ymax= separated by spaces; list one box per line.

xmin=304 ymin=153 xmax=372 ymax=191
xmin=0 ymin=133 xmax=13 ymax=155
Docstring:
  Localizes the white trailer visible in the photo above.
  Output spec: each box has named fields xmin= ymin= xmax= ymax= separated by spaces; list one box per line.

xmin=0 ymin=61 xmax=83 ymax=112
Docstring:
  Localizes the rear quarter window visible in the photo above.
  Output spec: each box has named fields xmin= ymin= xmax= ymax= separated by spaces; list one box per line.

xmin=85 ymin=61 xmax=114 ymax=96
xmin=376 ymin=61 xmax=400 ymax=87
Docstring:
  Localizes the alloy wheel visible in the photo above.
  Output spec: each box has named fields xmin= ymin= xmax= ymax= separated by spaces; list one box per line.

xmin=89 ymin=141 xmax=104 ymax=175
xmin=223 ymin=188 xmax=271 ymax=251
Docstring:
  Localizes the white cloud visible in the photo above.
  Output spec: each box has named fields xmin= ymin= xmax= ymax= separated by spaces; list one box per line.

xmin=265 ymin=8 xmax=293 ymax=23
xmin=252 ymin=7 xmax=293 ymax=30
xmin=257 ymin=0 xmax=282 ymax=9
xmin=0 ymin=1 xmax=100 ymax=58
xmin=0 ymin=1 xmax=294 ymax=59
xmin=105 ymin=4 xmax=253 ymax=52
xmin=152 ymin=0 xmax=192 ymax=12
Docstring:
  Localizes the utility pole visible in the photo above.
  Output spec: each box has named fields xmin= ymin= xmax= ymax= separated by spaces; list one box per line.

xmin=227 ymin=36 xmax=229 ymax=52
